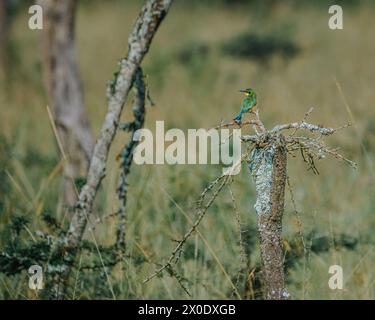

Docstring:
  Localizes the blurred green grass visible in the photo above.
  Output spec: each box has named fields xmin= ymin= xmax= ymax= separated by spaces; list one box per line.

xmin=0 ymin=0 xmax=374 ymax=299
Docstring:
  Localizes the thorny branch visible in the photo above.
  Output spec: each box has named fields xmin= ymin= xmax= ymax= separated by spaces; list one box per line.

xmin=143 ymin=147 xmax=254 ymax=294
xmin=143 ymin=175 xmax=231 ymax=286
xmin=240 ymin=109 xmax=356 ymax=170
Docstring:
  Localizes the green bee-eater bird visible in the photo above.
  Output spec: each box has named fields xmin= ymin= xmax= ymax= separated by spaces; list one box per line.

xmin=234 ymin=88 xmax=257 ymax=124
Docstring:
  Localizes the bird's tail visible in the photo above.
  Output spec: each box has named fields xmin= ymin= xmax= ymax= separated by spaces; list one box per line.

xmin=233 ymin=113 xmax=242 ymax=123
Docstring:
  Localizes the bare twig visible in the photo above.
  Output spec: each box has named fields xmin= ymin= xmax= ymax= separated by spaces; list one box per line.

xmin=271 ymin=121 xmax=334 ymax=135
xmin=211 ymin=119 xmax=259 ymax=130
xmin=143 ymin=175 xmax=231 ymax=284
xmin=290 ymin=107 xmax=314 ymax=137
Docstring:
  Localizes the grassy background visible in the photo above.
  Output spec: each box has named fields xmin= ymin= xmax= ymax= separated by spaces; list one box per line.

xmin=0 ymin=0 xmax=374 ymax=299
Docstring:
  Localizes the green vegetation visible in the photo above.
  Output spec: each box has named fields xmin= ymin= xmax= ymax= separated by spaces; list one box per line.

xmin=0 ymin=1 xmax=374 ymax=299
xmin=221 ymin=30 xmax=299 ymax=63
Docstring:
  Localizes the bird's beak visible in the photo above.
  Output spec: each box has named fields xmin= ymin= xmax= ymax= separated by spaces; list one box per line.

xmin=239 ymin=89 xmax=246 ymax=93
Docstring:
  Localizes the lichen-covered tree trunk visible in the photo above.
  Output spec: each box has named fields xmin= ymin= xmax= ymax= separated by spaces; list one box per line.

xmin=116 ymin=67 xmax=146 ymax=250
xmin=49 ymin=0 xmax=173 ymax=299
xmin=39 ymin=0 xmax=94 ymax=206
xmin=251 ymin=135 xmax=288 ymax=299
xmin=66 ymin=0 xmax=173 ymax=251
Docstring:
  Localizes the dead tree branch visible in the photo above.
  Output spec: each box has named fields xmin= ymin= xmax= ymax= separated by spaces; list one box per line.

xmin=143 ymin=100 xmax=353 ymax=300
xmin=67 ymin=0 xmax=172 ymax=250
xmin=51 ymin=0 xmax=173 ymax=298
xmin=244 ymin=108 xmax=354 ymax=299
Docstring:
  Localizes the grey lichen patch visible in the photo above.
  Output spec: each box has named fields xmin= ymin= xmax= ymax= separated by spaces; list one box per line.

xmin=267 ymin=288 xmax=291 ymax=300
xmin=106 ymin=58 xmax=128 ymax=100
xmin=299 ymin=121 xmax=334 ymax=135
xmin=249 ymin=145 xmax=276 ymax=215
xmin=108 ymin=70 xmax=119 ymax=98
xmin=282 ymin=289 xmax=291 ymax=299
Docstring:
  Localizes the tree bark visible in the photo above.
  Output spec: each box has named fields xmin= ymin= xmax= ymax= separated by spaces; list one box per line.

xmin=66 ymin=0 xmax=172 ymax=251
xmin=51 ymin=0 xmax=173 ymax=299
xmin=251 ymin=135 xmax=289 ymax=299
xmin=39 ymin=0 xmax=94 ymax=207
